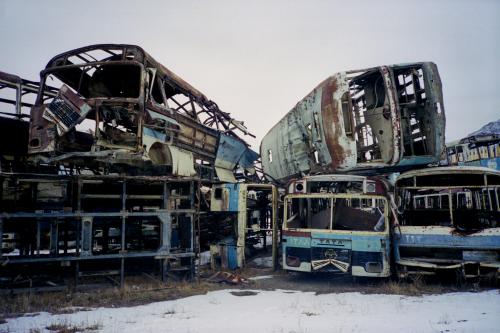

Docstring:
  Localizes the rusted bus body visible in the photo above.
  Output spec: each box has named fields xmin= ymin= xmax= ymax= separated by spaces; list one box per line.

xmin=27 ymin=44 xmax=257 ymax=180
xmin=282 ymin=175 xmax=391 ymax=277
xmin=0 ymin=71 xmax=56 ymax=171
xmin=261 ymin=62 xmax=445 ymax=183
xmin=394 ymin=167 xmax=500 ymax=280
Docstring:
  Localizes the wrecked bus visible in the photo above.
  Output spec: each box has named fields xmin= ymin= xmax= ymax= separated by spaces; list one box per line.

xmin=447 ymin=137 xmax=499 ymax=171
xmin=261 ymin=62 xmax=445 ymax=183
xmin=0 ymin=70 xmax=56 ymax=172
xmin=394 ymin=167 xmax=500 ymax=281
xmin=27 ymin=44 xmax=257 ymax=181
xmin=282 ymin=175 xmax=391 ymax=277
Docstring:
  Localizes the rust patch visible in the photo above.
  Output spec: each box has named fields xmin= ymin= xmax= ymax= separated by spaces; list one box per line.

xmin=320 ymin=77 xmax=345 ymax=170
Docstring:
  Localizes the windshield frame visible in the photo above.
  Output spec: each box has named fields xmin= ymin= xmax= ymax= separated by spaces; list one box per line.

xmin=283 ymin=193 xmax=389 ymax=235
xmin=36 ymin=61 xmax=146 ymax=105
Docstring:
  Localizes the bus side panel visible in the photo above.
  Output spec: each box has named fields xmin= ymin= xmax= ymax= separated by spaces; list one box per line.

xmin=283 ymin=235 xmax=312 ymax=272
xmin=350 ymin=236 xmax=391 ymax=277
xmin=395 ymin=226 xmax=500 ymax=278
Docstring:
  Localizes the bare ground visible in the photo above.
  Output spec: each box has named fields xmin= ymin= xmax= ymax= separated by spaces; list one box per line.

xmin=0 ymin=264 xmax=496 ymax=321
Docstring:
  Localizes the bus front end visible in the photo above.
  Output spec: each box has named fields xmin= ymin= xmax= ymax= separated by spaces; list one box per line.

xmin=282 ymin=193 xmax=391 ymax=277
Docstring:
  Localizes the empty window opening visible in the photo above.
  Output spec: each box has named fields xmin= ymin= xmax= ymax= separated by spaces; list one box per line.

xmin=347 ymin=69 xmax=386 ymax=163
xmin=286 ymin=196 xmax=386 ymax=232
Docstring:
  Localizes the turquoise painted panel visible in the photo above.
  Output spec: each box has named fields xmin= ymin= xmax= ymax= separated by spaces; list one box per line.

xmin=310 ymin=238 xmax=351 ymax=248
xmin=396 ymin=233 xmax=500 ymax=249
xmin=284 ymin=236 xmax=311 ymax=248
xmin=352 ymin=237 xmax=384 ymax=251
xmin=224 ymin=183 xmax=240 ymax=212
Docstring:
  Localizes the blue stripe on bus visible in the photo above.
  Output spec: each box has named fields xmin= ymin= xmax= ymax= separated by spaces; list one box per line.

xmin=395 ymin=233 xmax=500 ymax=249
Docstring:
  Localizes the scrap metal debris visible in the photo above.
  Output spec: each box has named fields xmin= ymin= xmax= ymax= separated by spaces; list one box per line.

xmin=206 ymin=271 xmax=249 ymax=285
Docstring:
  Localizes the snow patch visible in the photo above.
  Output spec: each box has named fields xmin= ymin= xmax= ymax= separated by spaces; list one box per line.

xmin=2 ymin=289 xmax=499 ymax=332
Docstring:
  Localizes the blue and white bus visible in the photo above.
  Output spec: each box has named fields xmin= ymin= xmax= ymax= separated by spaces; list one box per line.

xmin=282 ymin=175 xmax=392 ymax=277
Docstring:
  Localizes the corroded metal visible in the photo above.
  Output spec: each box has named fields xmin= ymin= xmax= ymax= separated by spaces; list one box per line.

xmin=261 ymin=62 xmax=446 ymax=183
xmin=26 ymin=44 xmax=257 ymax=180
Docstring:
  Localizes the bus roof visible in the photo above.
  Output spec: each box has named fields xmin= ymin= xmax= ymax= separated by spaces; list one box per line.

xmin=43 ymin=44 xmax=210 ymax=106
xmin=396 ymin=166 xmax=500 ymax=181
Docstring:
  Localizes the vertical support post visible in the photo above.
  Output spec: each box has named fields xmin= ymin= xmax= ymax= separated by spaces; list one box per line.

xmin=195 ymin=180 xmax=201 ymax=282
xmin=121 ymin=181 xmax=126 ymax=253
xmin=75 ymin=261 xmax=79 ymax=288
xmin=159 ymin=181 xmax=171 ymax=253
xmin=236 ymin=184 xmax=246 ymax=268
xmin=0 ymin=217 xmax=3 ymax=259
xmin=189 ymin=180 xmax=195 ymax=280
xmin=189 ymin=181 xmax=194 ymax=253
xmin=76 ymin=178 xmax=82 ymax=256
xmin=63 ymin=218 xmax=68 ymax=255
xmin=161 ymin=258 xmax=169 ymax=282
xmin=120 ymin=181 xmax=126 ymax=288
xmin=36 ymin=220 xmax=41 ymax=255
xmin=15 ymin=83 xmax=22 ymax=115
xmin=163 ymin=181 xmax=168 ymax=209
xmin=271 ymin=185 xmax=279 ymax=271
xmin=161 ymin=180 xmax=170 ymax=283
xmin=120 ymin=257 xmax=125 ymax=288
xmin=448 ymin=189 xmax=454 ymax=227
xmin=50 ymin=220 xmax=58 ymax=255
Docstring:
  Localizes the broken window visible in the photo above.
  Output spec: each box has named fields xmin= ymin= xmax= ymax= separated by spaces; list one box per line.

xmin=393 ymin=66 xmax=431 ymax=157
xmin=346 ymin=64 xmax=440 ymax=164
xmin=285 ymin=196 xmax=386 ymax=232
xmin=341 ymin=92 xmax=353 ymax=138
xmin=397 ymin=174 xmax=500 ymax=231
xmin=43 ymin=64 xmax=141 ymax=100
xmin=347 ymin=69 xmax=389 ymax=163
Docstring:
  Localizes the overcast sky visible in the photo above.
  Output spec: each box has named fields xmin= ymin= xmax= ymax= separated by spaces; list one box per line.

xmin=1 ymin=0 xmax=498 ymax=150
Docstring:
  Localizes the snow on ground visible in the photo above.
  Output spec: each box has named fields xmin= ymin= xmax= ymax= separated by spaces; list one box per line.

xmin=250 ymin=256 xmax=273 ymax=268
xmin=197 ymin=250 xmax=211 ymax=266
xmin=2 ymin=289 xmax=499 ymax=333
xmin=248 ymin=275 xmax=274 ymax=281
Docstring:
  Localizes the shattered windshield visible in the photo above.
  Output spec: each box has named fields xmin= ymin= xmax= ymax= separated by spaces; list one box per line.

xmin=43 ymin=63 xmax=142 ymax=100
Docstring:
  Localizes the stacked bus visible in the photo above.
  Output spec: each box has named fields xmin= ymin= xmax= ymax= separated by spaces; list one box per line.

xmin=447 ymin=136 xmax=499 ymax=171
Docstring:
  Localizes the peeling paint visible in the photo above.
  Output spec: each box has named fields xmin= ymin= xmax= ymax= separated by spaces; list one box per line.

xmin=261 ymin=62 xmax=446 ymax=183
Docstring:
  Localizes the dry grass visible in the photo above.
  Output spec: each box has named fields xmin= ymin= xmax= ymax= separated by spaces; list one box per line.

xmin=377 ymin=278 xmax=446 ymax=296
xmin=0 ymin=276 xmax=219 ymax=320
xmin=45 ymin=320 xmax=101 ymax=333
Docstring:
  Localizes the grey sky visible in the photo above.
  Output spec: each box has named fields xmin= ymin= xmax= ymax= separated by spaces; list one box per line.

xmin=1 ymin=0 xmax=498 ymax=150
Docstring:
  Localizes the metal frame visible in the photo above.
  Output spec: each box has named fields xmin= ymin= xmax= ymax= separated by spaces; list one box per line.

xmin=0 ymin=173 xmax=199 ymax=287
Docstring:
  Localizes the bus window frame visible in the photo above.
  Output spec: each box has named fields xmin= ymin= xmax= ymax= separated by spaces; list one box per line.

xmin=283 ymin=193 xmax=389 ymax=235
